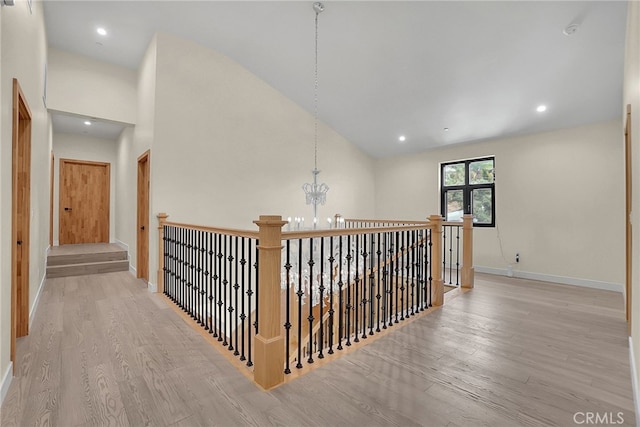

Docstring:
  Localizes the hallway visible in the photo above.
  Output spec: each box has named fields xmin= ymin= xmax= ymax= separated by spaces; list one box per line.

xmin=1 ymin=272 xmax=635 ymax=426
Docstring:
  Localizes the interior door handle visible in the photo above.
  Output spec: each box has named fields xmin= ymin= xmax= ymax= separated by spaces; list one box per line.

xmin=64 ymin=207 xmax=72 ymax=211
xmin=16 ymin=240 xmax=22 ymax=245
xmin=140 ymin=226 xmax=145 ymax=231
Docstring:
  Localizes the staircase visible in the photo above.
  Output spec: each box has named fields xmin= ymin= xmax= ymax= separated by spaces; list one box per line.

xmin=47 ymin=243 xmax=129 ymax=278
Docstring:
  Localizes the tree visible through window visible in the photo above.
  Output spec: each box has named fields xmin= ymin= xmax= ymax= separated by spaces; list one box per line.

xmin=441 ymin=157 xmax=495 ymax=226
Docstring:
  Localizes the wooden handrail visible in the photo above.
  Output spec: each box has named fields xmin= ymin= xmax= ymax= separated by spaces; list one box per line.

xmin=162 ymin=220 xmax=259 ymax=239
xmin=344 ymin=218 xmax=431 ymax=225
xmin=283 ymin=223 xmax=432 ymax=240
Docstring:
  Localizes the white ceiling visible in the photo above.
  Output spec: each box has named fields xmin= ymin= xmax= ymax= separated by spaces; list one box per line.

xmin=43 ymin=1 xmax=627 ymax=158
xmin=50 ymin=112 xmax=129 ymax=140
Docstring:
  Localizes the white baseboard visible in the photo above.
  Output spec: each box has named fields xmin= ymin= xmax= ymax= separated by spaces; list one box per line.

xmin=30 ymin=273 xmax=46 ymax=330
xmin=0 ymin=362 xmax=13 ymax=407
xmin=129 ymin=265 xmax=137 ymax=276
xmin=474 ymin=266 xmax=624 ymax=293
xmin=31 ymin=246 xmax=49 ymax=329
xmin=148 ymin=282 xmax=157 ymax=293
xmin=629 ymin=337 xmax=640 ymax=426
xmin=53 ymin=240 xmax=59 ymax=247
xmin=114 ymin=239 xmax=129 ymax=252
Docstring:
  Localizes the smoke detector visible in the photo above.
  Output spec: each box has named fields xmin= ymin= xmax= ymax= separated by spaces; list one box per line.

xmin=563 ymin=24 xmax=579 ymax=36
xmin=2 ymin=0 xmax=16 ymax=5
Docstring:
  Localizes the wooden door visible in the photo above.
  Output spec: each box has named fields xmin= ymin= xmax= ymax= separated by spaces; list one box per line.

xmin=12 ymin=79 xmax=32 ymax=371
xmin=137 ymin=150 xmax=150 ymax=282
xmin=625 ymin=104 xmax=632 ymax=334
xmin=59 ymin=159 xmax=110 ymax=245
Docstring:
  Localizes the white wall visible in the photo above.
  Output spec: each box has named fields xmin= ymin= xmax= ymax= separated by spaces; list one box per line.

xmin=47 ymin=48 xmax=137 ymax=125
xmin=623 ymin=0 xmax=640 ymax=405
xmin=0 ymin=0 xmax=51 ymax=397
xmin=52 ymin=133 xmax=118 ymax=245
xmin=115 ymin=36 xmax=157 ymax=276
xmin=143 ymin=32 xmax=376 ymax=288
xmin=376 ymin=120 xmax=624 ymax=290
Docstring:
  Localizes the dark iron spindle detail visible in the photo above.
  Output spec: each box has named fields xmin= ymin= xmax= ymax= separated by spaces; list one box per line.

xmin=247 ymin=239 xmax=254 ymax=367
xmin=307 ymin=238 xmax=315 ymax=364
xmin=449 ymin=225 xmax=454 ymax=285
xmin=456 ymin=225 xmax=460 ymax=287
xmin=428 ymin=229 xmax=433 ymax=307
xmin=382 ymin=232 xmax=389 ymax=329
xmin=337 ymin=236 xmax=344 ymax=350
xmin=442 ymin=226 xmax=447 ymax=286
xmin=399 ymin=231 xmax=405 ymax=321
xmin=353 ymin=234 xmax=359 ymax=343
xmin=376 ymin=232 xmax=382 ymax=332
xmin=207 ymin=232 xmax=213 ymax=332
xmin=227 ymin=237 xmax=235 ymax=351
xmin=212 ymin=233 xmax=219 ymax=338
xmin=367 ymin=233 xmax=374 ymax=337
xmin=394 ymin=232 xmax=400 ymax=324
xmin=254 ymin=240 xmax=259 ymax=336
xmin=410 ymin=230 xmax=416 ymax=316
xmin=197 ymin=230 xmax=204 ymax=326
xmin=284 ymin=240 xmax=292 ymax=374
xmin=327 ymin=236 xmax=335 ymax=355
xmin=217 ymin=234 xmax=224 ymax=343
xmin=345 ymin=234 xmax=352 ymax=346
xmin=239 ymin=237 xmax=247 ymax=361
xmin=318 ymin=237 xmax=325 ymax=359
xmin=232 ymin=236 xmax=239 ymax=355
xmin=296 ymin=239 xmax=303 ymax=368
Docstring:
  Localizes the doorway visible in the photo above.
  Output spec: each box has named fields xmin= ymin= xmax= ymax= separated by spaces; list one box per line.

xmin=11 ymin=79 xmax=32 ymax=371
xmin=137 ymin=150 xmax=150 ymax=282
xmin=59 ymin=159 xmax=110 ymax=245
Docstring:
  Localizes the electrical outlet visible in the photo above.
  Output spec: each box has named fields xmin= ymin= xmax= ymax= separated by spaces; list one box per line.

xmin=516 ymin=253 xmax=520 ymax=263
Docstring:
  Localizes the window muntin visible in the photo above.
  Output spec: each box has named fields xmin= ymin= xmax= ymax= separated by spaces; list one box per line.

xmin=440 ymin=157 xmax=495 ymax=227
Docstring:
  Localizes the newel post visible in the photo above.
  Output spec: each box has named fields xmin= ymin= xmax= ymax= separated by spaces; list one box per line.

xmin=429 ymin=215 xmax=444 ymax=306
xmin=461 ymin=214 xmax=475 ymax=289
xmin=157 ymin=213 xmax=169 ymax=294
xmin=253 ymin=215 xmax=287 ymax=389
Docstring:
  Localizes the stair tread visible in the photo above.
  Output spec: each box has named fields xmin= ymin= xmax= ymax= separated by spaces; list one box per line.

xmin=47 ymin=259 xmax=129 ymax=269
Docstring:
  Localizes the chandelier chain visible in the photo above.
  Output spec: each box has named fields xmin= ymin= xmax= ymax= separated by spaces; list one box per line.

xmin=314 ymin=6 xmax=319 ymax=171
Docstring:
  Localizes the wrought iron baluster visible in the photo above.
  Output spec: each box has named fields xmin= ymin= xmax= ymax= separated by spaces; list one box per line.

xmin=284 ymin=240 xmax=292 ymax=374
xmin=231 ymin=236 xmax=238 ymax=354
xmin=247 ymin=239 xmax=255 ymax=367
xmin=354 ymin=234 xmax=359 ymax=343
xmin=456 ymin=225 xmax=460 ymax=287
xmin=428 ymin=229 xmax=433 ymax=307
xmin=226 ymin=236 xmax=234 ymax=350
xmin=296 ymin=239 xmax=303 ymax=368
xmin=217 ymin=234 xmax=224 ymax=342
xmin=307 ymin=238 xmax=315 ymax=364
xmin=345 ymin=234 xmax=352 ymax=346
xmin=240 ymin=237 xmax=247 ymax=361
xmin=337 ymin=236 xmax=344 ymax=351
xmin=207 ymin=232 xmax=213 ymax=332
xmin=400 ymin=231 xmax=405 ymax=321
xmin=318 ymin=236 xmax=325 ymax=359
xmin=376 ymin=231 xmax=382 ymax=332
xmin=328 ymin=236 xmax=335 ymax=355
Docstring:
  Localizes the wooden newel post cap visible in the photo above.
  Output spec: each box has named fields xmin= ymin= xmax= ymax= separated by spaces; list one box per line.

xmin=253 ymin=215 xmax=288 ymax=227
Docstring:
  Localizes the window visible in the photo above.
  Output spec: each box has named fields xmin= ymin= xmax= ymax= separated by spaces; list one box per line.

xmin=440 ymin=157 xmax=495 ymax=227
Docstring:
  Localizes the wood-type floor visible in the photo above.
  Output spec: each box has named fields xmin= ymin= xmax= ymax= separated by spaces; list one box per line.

xmin=0 ymin=272 xmax=635 ymax=426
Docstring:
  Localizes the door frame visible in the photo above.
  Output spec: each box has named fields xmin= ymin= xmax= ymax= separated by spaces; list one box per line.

xmin=625 ymin=104 xmax=632 ymax=334
xmin=137 ymin=150 xmax=150 ymax=282
xmin=49 ymin=151 xmax=54 ymax=247
xmin=12 ymin=79 xmax=32 ymax=372
xmin=59 ymin=158 xmax=110 ymax=245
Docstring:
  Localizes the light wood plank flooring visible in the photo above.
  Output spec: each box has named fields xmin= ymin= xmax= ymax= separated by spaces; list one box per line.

xmin=1 ymin=272 xmax=635 ymax=426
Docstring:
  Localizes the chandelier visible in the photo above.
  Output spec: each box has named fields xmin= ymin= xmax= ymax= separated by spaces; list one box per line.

xmin=302 ymin=1 xmax=329 ymax=229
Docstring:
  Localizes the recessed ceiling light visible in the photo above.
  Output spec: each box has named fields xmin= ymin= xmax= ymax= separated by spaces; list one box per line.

xmin=84 ymin=121 xmax=92 ymax=126
xmin=398 ymin=135 xmax=406 ymax=142
xmin=536 ymin=105 xmax=547 ymax=113
xmin=444 ymin=128 xmax=449 ymax=132
xmin=96 ymin=27 xmax=107 ymax=36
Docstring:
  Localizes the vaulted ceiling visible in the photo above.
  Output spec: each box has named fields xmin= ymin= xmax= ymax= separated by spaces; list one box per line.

xmin=43 ymin=1 xmax=627 ymax=158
